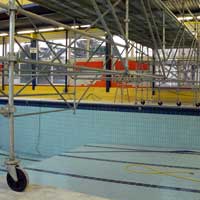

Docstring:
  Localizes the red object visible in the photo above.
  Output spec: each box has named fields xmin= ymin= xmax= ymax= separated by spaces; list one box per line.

xmin=0 ymin=64 xmax=3 ymax=72
xmin=115 ymin=60 xmax=149 ymax=71
xmin=75 ymin=60 xmax=149 ymax=70
xmin=73 ymin=60 xmax=149 ymax=87
xmin=76 ymin=61 xmax=104 ymax=69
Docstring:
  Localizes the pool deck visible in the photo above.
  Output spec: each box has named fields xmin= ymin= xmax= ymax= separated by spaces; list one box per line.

xmin=0 ymin=177 xmax=110 ymax=200
xmin=1 ymin=144 xmax=200 ymax=200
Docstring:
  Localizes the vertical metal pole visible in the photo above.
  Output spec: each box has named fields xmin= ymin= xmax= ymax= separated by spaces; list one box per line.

xmin=135 ymin=43 xmax=138 ymax=104
xmin=152 ymin=50 xmax=156 ymax=96
xmin=125 ymin=0 xmax=129 ymax=74
xmin=163 ymin=11 xmax=166 ymax=62
xmin=196 ymin=31 xmax=200 ymax=104
xmin=73 ymin=21 xmax=77 ymax=113
xmin=146 ymin=47 xmax=149 ymax=102
xmin=2 ymin=37 xmax=5 ymax=90
xmin=8 ymin=0 xmax=16 ymax=161
xmin=105 ymin=34 xmax=112 ymax=92
xmin=30 ymin=34 xmax=37 ymax=90
xmin=64 ymin=30 xmax=68 ymax=93
xmin=141 ymin=45 xmax=144 ymax=102
xmin=73 ymin=76 xmax=77 ymax=114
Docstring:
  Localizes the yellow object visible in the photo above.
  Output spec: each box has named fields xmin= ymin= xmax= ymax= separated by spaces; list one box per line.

xmin=1 ymin=85 xmax=199 ymax=105
xmin=1 ymin=0 xmax=31 ymax=5
xmin=125 ymin=164 xmax=200 ymax=183
xmin=30 ymin=33 xmax=37 ymax=39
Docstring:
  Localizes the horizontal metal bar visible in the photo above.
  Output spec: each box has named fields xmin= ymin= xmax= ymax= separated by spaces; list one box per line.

xmin=14 ymin=108 xmax=71 ymax=118
xmin=16 ymin=35 xmax=66 ymax=47
xmin=14 ymin=92 xmax=75 ymax=97
xmin=15 ymin=35 xmax=98 ymax=54
xmin=0 ymin=55 xmax=124 ymax=74
xmin=0 ymin=56 xmax=166 ymax=79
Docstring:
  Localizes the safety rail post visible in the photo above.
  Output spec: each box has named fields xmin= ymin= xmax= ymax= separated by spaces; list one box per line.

xmin=8 ymin=0 xmax=16 ymax=162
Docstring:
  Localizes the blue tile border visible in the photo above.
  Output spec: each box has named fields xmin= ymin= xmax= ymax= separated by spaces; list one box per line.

xmin=0 ymin=152 xmax=41 ymax=162
xmin=0 ymin=99 xmax=200 ymax=116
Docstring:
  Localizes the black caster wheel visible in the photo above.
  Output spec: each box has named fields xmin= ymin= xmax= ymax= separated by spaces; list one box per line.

xmin=176 ymin=101 xmax=182 ymax=107
xmin=7 ymin=168 xmax=29 ymax=192
xmin=141 ymin=100 xmax=145 ymax=105
xmin=196 ymin=103 xmax=200 ymax=108
xmin=158 ymin=101 xmax=163 ymax=106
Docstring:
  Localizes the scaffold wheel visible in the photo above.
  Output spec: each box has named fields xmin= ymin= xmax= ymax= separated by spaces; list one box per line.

xmin=6 ymin=167 xmax=29 ymax=192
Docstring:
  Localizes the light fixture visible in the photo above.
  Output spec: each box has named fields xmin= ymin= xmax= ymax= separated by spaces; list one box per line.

xmin=2 ymin=26 xmax=67 ymax=37
xmin=16 ymin=27 xmax=65 ymax=35
xmin=38 ymin=28 xmax=56 ymax=32
xmin=0 ymin=33 xmax=8 ymax=36
xmin=57 ymin=27 xmax=65 ymax=30
xmin=17 ymin=30 xmax=35 ymax=34
xmin=177 ymin=15 xmax=200 ymax=21
xmin=71 ymin=25 xmax=79 ymax=29
xmin=177 ymin=16 xmax=193 ymax=21
xmin=80 ymin=25 xmax=91 ymax=28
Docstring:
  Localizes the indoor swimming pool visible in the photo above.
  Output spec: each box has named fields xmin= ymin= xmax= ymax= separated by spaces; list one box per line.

xmin=0 ymin=100 xmax=200 ymax=199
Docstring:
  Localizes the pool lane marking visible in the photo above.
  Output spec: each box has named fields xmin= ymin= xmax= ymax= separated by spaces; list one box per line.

xmin=63 ymin=150 xmax=200 ymax=155
xmin=20 ymin=158 xmax=41 ymax=162
xmin=84 ymin=145 xmax=200 ymax=155
xmin=0 ymin=168 xmax=7 ymax=172
xmin=20 ymin=167 xmax=200 ymax=194
xmin=63 ymin=150 xmax=177 ymax=154
xmin=0 ymin=153 xmax=41 ymax=162
xmin=0 ymin=153 xmax=9 ymax=157
xmin=58 ymin=154 xmax=200 ymax=171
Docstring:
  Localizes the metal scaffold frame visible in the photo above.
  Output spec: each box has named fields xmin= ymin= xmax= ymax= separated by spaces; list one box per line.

xmin=0 ymin=0 xmax=199 ymax=192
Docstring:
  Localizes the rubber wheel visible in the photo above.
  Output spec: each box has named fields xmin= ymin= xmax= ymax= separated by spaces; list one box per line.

xmin=196 ymin=103 xmax=200 ymax=108
xmin=7 ymin=168 xmax=29 ymax=192
xmin=141 ymin=100 xmax=145 ymax=105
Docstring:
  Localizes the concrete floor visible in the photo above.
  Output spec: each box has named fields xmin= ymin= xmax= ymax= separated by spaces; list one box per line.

xmin=0 ymin=177 xmax=109 ymax=200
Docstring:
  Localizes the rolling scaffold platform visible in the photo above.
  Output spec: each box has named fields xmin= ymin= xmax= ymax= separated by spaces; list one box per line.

xmin=0 ymin=0 xmax=199 ymax=192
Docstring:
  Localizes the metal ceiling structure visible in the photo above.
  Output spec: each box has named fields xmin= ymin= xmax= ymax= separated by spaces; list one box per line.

xmin=29 ymin=0 xmax=195 ymax=48
xmin=0 ymin=0 xmax=196 ymax=48
xmin=162 ymin=0 xmax=200 ymax=15
xmin=0 ymin=4 xmax=71 ymax=31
